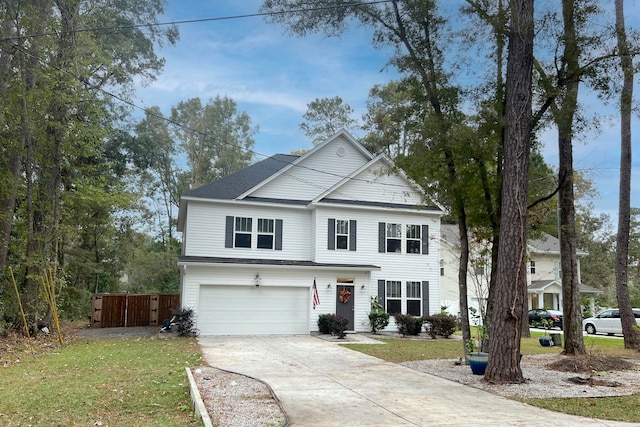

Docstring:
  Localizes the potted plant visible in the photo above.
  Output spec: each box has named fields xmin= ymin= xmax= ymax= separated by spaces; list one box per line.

xmin=466 ymin=307 xmax=489 ymax=375
xmin=536 ymin=318 xmax=554 ymax=347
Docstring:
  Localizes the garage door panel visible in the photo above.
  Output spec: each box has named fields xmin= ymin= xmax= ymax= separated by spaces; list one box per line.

xmin=199 ymin=285 xmax=308 ymax=335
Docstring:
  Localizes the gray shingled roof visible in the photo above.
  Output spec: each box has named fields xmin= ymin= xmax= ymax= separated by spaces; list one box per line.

xmin=182 ymin=154 xmax=299 ymax=200
xmin=440 ymin=224 xmax=587 ymax=256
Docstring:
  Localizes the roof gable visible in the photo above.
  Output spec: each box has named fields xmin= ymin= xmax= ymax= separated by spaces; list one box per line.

xmin=313 ymin=155 xmax=437 ymax=209
xmin=242 ymin=130 xmax=374 ymax=201
xmin=182 ymin=154 xmax=298 ymax=200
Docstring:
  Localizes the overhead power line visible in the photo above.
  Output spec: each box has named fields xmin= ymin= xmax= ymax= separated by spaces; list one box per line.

xmin=0 ymin=1 xmax=392 ymax=43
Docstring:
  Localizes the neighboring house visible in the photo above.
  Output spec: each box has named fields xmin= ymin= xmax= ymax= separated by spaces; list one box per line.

xmin=176 ymin=130 xmax=443 ymax=335
xmin=439 ymin=224 xmax=602 ymax=321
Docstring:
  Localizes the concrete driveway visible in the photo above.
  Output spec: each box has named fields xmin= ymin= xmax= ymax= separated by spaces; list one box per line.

xmin=198 ymin=335 xmax=635 ymax=427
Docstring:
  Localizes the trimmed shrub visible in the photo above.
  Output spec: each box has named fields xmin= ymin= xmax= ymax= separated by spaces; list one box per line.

xmin=317 ymin=313 xmax=348 ymax=338
xmin=394 ymin=313 xmax=423 ymax=336
xmin=329 ymin=314 xmax=349 ymax=338
xmin=317 ymin=314 xmax=332 ymax=334
xmin=423 ymin=314 xmax=457 ymax=338
xmin=368 ymin=310 xmax=390 ymax=333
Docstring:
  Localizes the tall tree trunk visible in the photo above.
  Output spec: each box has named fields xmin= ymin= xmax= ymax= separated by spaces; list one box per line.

xmin=457 ymin=210 xmax=472 ymax=360
xmin=558 ymin=0 xmax=585 ymax=356
xmin=485 ymin=0 xmax=533 ymax=384
xmin=614 ymin=0 xmax=640 ymax=349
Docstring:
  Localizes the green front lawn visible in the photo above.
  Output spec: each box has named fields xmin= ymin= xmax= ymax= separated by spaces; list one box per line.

xmin=0 ymin=336 xmax=203 ymax=426
xmin=343 ymin=334 xmax=640 ymax=423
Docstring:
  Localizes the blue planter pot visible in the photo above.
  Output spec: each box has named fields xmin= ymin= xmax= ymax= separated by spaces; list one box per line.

xmin=539 ymin=337 xmax=553 ymax=347
xmin=468 ymin=352 xmax=489 ymax=375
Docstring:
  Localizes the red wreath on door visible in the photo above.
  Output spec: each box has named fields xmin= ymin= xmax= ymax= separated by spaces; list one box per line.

xmin=339 ymin=289 xmax=351 ymax=303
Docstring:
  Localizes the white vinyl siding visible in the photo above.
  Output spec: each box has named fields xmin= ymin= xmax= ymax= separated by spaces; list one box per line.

xmin=183 ymin=202 xmax=312 ymax=260
xmin=250 ymin=135 xmax=371 ymax=201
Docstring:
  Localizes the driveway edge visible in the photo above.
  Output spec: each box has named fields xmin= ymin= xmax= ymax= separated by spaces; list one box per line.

xmin=185 ymin=367 xmax=213 ymax=427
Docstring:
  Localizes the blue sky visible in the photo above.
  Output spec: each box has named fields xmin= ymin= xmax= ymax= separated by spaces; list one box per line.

xmin=135 ymin=0 xmax=639 ymax=226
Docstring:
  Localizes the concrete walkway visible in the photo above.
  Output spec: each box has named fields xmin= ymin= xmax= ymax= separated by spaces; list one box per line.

xmin=198 ymin=335 xmax=637 ymax=427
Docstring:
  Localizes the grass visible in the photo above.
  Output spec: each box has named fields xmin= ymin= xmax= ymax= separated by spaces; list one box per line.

xmin=0 ymin=335 xmax=203 ymax=426
xmin=343 ymin=332 xmax=640 ymax=423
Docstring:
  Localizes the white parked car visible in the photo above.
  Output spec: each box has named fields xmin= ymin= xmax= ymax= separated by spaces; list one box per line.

xmin=582 ymin=308 xmax=640 ymax=336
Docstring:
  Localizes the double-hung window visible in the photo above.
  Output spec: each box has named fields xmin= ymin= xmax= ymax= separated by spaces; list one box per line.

xmin=257 ymin=218 xmax=274 ymax=249
xmin=386 ymin=280 xmax=402 ymax=314
xmin=406 ymin=281 xmax=422 ymax=316
xmin=336 ymin=220 xmax=349 ymax=250
xmin=234 ymin=217 xmax=252 ymax=248
xmin=225 ymin=216 xmax=283 ymax=250
xmin=406 ymin=225 xmax=421 ymax=254
xmin=386 ymin=223 xmax=402 ymax=253
xmin=530 ymin=260 xmax=536 ymax=274
xmin=379 ymin=222 xmax=428 ymax=254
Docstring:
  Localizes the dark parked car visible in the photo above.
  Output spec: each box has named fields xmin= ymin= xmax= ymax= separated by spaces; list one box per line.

xmin=528 ymin=309 xmax=563 ymax=329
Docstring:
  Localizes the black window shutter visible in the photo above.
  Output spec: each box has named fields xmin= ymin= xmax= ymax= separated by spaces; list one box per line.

xmin=377 ymin=280 xmax=386 ymax=309
xmin=349 ymin=220 xmax=357 ymax=251
xmin=225 ymin=216 xmax=234 ymax=248
xmin=378 ymin=222 xmax=386 ymax=253
xmin=422 ymin=224 xmax=429 ymax=255
xmin=327 ymin=218 xmax=335 ymax=250
xmin=422 ymin=281 xmax=430 ymax=316
xmin=275 ymin=219 xmax=283 ymax=250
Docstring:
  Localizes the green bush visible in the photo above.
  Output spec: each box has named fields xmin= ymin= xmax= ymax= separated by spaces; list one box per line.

xmin=317 ymin=314 xmax=332 ymax=334
xmin=368 ymin=310 xmax=390 ymax=333
xmin=317 ymin=313 xmax=348 ymax=338
xmin=423 ymin=314 xmax=457 ymax=338
xmin=394 ymin=313 xmax=423 ymax=336
xmin=329 ymin=314 xmax=349 ymax=338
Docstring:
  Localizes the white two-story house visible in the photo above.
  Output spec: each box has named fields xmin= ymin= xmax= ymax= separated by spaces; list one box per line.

xmin=176 ymin=130 xmax=443 ymax=335
xmin=439 ymin=224 xmax=602 ymax=321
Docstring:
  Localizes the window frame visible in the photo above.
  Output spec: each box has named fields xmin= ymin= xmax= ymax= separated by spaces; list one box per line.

xmin=406 ymin=281 xmax=422 ymax=316
xmin=335 ymin=219 xmax=349 ymax=250
xmin=386 ymin=280 xmax=402 ymax=314
xmin=406 ymin=224 xmax=422 ymax=254
xmin=257 ymin=218 xmax=275 ymax=250
xmin=386 ymin=223 xmax=402 ymax=253
xmin=530 ymin=260 xmax=536 ymax=274
xmin=234 ymin=217 xmax=252 ymax=248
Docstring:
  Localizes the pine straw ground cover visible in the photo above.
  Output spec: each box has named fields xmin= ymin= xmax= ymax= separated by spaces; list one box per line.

xmin=0 ymin=325 xmax=203 ymax=426
xmin=344 ymin=334 xmax=640 ymax=423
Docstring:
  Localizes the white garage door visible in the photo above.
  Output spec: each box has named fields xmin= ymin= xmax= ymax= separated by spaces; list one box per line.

xmin=198 ymin=285 xmax=309 ymax=335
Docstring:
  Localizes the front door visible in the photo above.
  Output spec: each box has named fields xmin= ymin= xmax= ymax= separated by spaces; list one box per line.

xmin=335 ymin=285 xmax=355 ymax=331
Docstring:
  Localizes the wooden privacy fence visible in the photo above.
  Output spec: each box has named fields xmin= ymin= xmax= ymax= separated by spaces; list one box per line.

xmin=91 ymin=293 xmax=180 ymax=328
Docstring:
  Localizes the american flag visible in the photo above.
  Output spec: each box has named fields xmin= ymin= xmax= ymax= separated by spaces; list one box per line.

xmin=312 ymin=278 xmax=320 ymax=309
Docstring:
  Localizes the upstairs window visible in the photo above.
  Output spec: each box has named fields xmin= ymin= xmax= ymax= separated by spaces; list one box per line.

xmin=378 ymin=222 xmax=428 ymax=254
xmin=386 ymin=223 xmax=402 ymax=253
xmin=225 ymin=216 xmax=283 ymax=250
xmin=234 ymin=217 xmax=252 ymax=248
xmin=530 ymin=260 xmax=536 ymax=274
xmin=440 ymin=259 xmax=445 ymax=276
xmin=328 ymin=219 xmax=356 ymax=251
xmin=257 ymin=218 xmax=274 ymax=249
xmin=336 ymin=220 xmax=349 ymax=250
xmin=406 ymin=225 xmax=421 ymax=254
xmin=386 ymin=280 xmax=402 ymax=314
